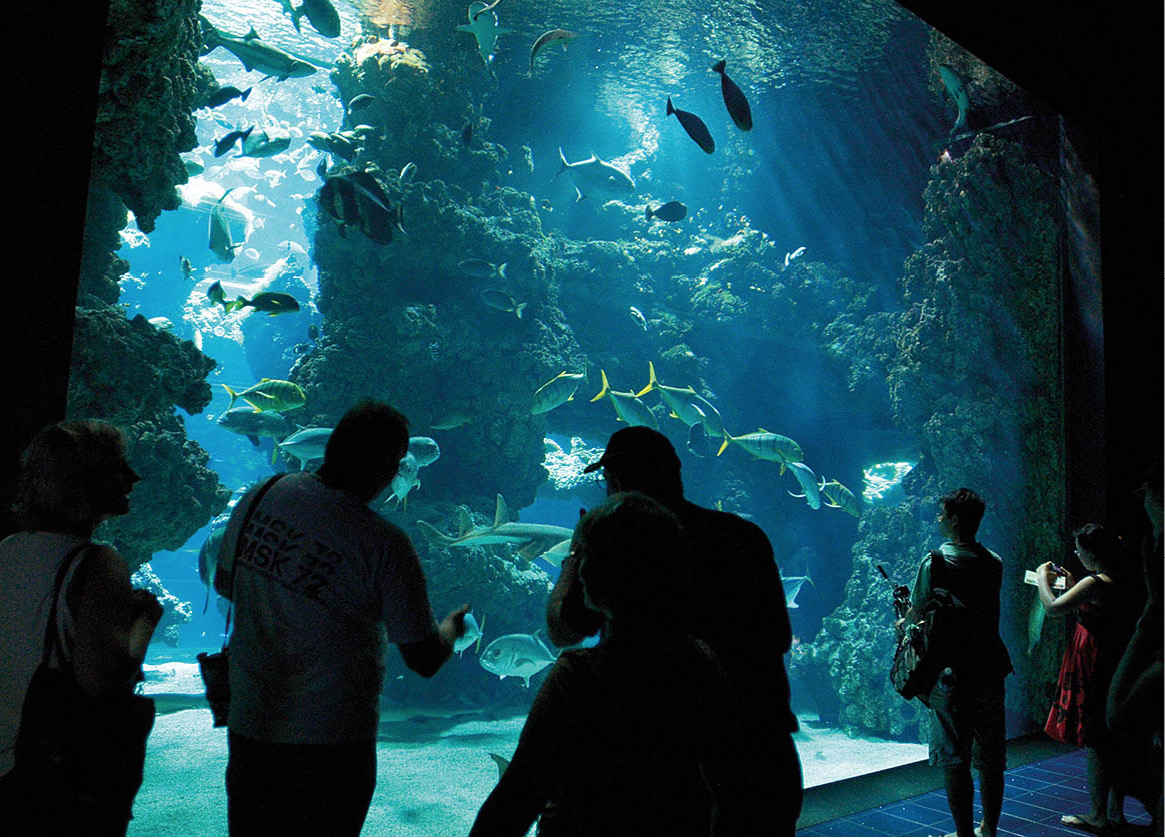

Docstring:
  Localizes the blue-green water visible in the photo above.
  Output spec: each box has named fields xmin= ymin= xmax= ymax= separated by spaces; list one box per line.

xmin=91 ymin=0 xmax=1067 ymax=830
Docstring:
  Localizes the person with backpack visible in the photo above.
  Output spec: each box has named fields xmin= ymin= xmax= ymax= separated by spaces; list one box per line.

xmin=909 ymin=488 xmax=1014 ymax=837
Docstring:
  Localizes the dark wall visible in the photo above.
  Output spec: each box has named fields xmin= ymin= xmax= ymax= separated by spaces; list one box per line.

xmin=2 ymin=2 xmax=1160 ymax=539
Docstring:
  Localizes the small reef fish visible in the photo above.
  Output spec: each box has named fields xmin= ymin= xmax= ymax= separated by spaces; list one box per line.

xmin=199 ymin=17 xmax=318 ymax=80
xmin=461 ymin=121 xmax=474 ymax=147
xmin=553 ymin=148 xmax=636 ymax=202
xmin=205 ymin=85 xmax=252 ymax=108
xmin=637 ymin=361 xmax=727 ymax=444
xmin=208 ymin=189 xmax=242 ymax=262
xmin=628 ymin=306 xmax=648 ymax=331
xmin=347 ymin=93 xmax=379 ymax=114
xmin=399 ymin=162 xmax=417 ymax=183
xmin=666 ymin=97 xmax=715 ymax=154
xmin=784 ymin=246 xmax=806 ymax=267
xmin=179 ymin=256 xmax=195 ymax=281
xmin=207 ymin=280 xmax=229 ymax=311
xmin=226 ymin=291 xmax=301 ymax=316
xmin=456 ymin=1 xmax=514 ymax=69
xmin=214 ymin=126 xmax=254 ymax=157
xmin=530 ymin=370 xmax=586 ymax=415
xmin=481 ymin=288 xmax=526 ymax=318
xmin=459 ymin=259 xmax=506 ymax=279
xmin=723 ymin=429 xmax=804 ymax=473
xmin=183 ymin=159 xmax=204 ymax=176
xmin=222 ymin=378 xmax=307 ymax=413
xmin=319 ymin=170 xmax=403 ymax=245
xmin=781 ymin=572 xmax=814 ymax=609
xmin=431 ymin=411 xmax=472 ymax=430
xmin=711 ymin=59 xmax=752 ymax=131
xmin=479 ymin=632 xmax=557 ymax=687
xmin=645 ymin=201 xmax=687 ymax=222
xmin=590 ymin=369 xmax=658 ymax=429
xmin=276 ymin=426 xmax=332 ymax=469
xmin=787 ymin=461 xmax=825 ymax=510
xmin=821 ymin=479 xmax=861 ymax=518
xmin=522 ymin=28 xmax=576 ymax=77
xmin=453 ymin=612 xmax=485 ymax=656
xmin=938 ymin=64 xmax=969 ymax=135
xmin=416 ymin=494 xmax=574 ymax=562
xmin=239 ymin=127 xmax=291 ymax=158
xmin=308 ymin=130 xmax=361 ymax=161
xmin=217 ymin=406 xmax=294 ymax=462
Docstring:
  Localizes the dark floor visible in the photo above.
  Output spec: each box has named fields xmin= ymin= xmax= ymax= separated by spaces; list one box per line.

xmin=801 ymin=747 xmax=1157 ymax=837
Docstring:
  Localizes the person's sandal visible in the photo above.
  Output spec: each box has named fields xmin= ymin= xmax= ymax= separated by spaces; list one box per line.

xmin=1060 ymin=814 xmax=1107 ymax=833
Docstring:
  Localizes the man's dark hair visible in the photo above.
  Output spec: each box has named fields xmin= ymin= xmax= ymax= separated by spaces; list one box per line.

xmin=940 ymin=487 xmax=986 ymax=537
xmin=318 ymin=399 xmax=409 ymax=500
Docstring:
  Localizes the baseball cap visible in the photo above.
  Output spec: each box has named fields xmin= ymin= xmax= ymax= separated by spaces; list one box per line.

xmin=583 ymin=427 xmax=682 ymax=476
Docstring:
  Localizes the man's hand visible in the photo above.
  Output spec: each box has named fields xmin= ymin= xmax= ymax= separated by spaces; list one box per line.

xmin=439 ymin=603 xmax=471 ymax=650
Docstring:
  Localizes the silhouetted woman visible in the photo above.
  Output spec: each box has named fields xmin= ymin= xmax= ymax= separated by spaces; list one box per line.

xmin=0 ymin=420 xmax=163 ymax=835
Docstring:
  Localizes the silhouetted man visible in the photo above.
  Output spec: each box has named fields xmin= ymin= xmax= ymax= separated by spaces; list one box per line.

xmin=547 ymin=426 xmax=802 ymax=835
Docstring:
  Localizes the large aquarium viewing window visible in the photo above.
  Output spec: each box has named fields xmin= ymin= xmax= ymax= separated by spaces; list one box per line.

xmin=66 ymin=0 xmax=1090 ymax=833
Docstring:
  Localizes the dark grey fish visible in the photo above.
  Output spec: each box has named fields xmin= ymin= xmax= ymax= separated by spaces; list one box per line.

xmin=666 ymin=97 xmax=714 ymax=154
xmin=646 ymin=201 xmax=687 ymax=222
xmin=291 ymin=0 xmax=341 ymax=37
xmin=462 ymin=121 xmax=474 ymax=147
xmin=319 ymin=170 xmax=402 ymax=245
xmin=347 ymin=93 xmax=379 ymax=114
xmin=214 ymin=126 xmax=254 ymax=157
xmin=206 ymin=85 xmax=253 ymax=108
xmin=711 ymin=60 xmax=752 ymax=131
xmin=316 ymin=156 xmax=328 ymax=179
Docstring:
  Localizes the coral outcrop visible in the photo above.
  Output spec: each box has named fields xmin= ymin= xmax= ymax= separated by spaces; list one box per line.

xmin=794 ymin=132 xmax=1065 ymax=737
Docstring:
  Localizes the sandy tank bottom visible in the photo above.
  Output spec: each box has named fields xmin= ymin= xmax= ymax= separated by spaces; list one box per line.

xmin=129 ymin=662 xmax=928 ymax=836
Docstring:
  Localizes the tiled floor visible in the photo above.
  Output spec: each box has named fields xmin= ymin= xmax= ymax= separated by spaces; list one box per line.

xmin=801 ymin=748 xmax=1157 ymax=837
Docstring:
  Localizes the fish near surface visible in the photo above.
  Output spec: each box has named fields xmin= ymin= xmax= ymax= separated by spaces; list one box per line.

xmin=289 ymin=0 xmax=341 ymax=38
xmin=222 ymin=378 xmax=306 ymax=413
xmin=199 ymin=17 xmax=318 ymax=80
xmin=553 ymin=147 xmax=636 ymax=202
xmin=522 ymin=28 xmax=576 ymax=77
xmin=208 ymin=189 xmax=242 ymax=262
xmin=479 ymin=632 xmax=557 ymax=687
xmin=711 ymin=60 xmax=752 ymax=131
xmin=645 ymin=201 xmax=687 ymax=222
xmin=205 ymin=85 xmax=252 ymax=108
xmin=787 ymin=461 xmax=825 ymax=510
xmin=456 ymin=1 xmax=514 ymax=68
xmin=214 ymin=126 xmax=254 ymax=158
xmin=666 ymin=97 xmax=715 ymax=154
xmin=590 ymin=369 xmax=658 ymax=429
xmin=207 ymin=280 xmax=230 ymax=311
xmin=530 ymin=370 xmax=585 ymax=415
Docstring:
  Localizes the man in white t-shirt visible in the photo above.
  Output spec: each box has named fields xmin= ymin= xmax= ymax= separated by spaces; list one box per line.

xmin=215 ymin=399 xmax=467 ymax=836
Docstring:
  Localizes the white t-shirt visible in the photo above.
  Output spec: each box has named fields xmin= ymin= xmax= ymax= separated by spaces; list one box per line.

xmin=221 ymin=472 xmax=437 ymax=744
xmin=0 ymin=531 xmax=87 ymax=776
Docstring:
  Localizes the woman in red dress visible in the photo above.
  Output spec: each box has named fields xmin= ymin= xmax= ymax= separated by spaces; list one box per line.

xmin=1037 ymin=523 xmax=1136 ymax=833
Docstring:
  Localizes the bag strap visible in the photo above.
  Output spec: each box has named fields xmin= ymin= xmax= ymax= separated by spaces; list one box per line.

xmin=928 ymin=549 xmax=945 ymax=590
xmin=221 ymin=473 xmax=286 ymax=643
xmin=39 ymin=543 xmax=93 ymax=668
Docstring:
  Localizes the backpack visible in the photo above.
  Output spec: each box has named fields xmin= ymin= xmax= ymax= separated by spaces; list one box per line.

xmin=890 ymin=550 xmax=968 ymax=706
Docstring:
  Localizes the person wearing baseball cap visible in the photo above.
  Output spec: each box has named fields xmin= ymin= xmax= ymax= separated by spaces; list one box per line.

xmin=550 ymin=425 xmax=803 ymax=835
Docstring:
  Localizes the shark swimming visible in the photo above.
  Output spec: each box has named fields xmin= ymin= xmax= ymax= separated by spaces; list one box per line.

xmin=456 ymin=1 xmax=514 ymax=72
xmin=553 ymin=148 xmax=636 ymax=203
xmin=416 ymin=494 xmax=574 ymax=562
xmin=199 ymin=16 xmax=320 ymax=80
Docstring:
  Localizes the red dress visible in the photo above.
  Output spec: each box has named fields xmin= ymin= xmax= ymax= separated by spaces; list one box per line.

xmin=1043 ymin=579 xmax=1127 ymax=747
